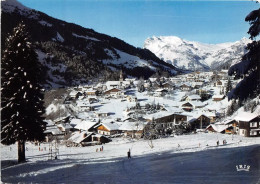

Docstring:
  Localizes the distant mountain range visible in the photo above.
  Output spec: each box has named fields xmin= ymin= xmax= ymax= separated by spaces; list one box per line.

xmin=144 ymin=36 xmax=250 ymax=71
xmin=1 ymin=0 xmax=178 ymax=88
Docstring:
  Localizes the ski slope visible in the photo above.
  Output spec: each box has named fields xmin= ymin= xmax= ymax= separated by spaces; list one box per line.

xmin=1 ymin=133 xmax=260 ymax=183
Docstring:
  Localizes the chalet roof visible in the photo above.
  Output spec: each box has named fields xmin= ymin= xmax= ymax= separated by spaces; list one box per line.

xmin=119 ymin=121 xmax=146 ymax=131
xmin=106 ymin=81 xmax=121 ymax=86
xmin=57 ymin=123 xmax=73 ymax=130
xmin=144 ymin=111 xmax=174 ymax=120
xmin=69 ymin=131 xmax=94 ymax=144
xmin=75 ymin=121 xmax=98 ymax=131
xmin=53 ymin=115 xmax=70 ymax=123
xmin=155 ymin=88 xmax=168 ymax=92
xmin=212 ymin=95 xmax=225 ymax=99
xmin=100 ymin=120 xmax=120 ymax=131
xmin=235 ymin=112 xmax=259 ymax=122
xmin=192 ymin=82 xmax=204 ymax=86
xmin=215 ymin=118 xmax=235 ymax=125
xmin=104 ymin=88 xmax=122 ymax=93
xmin=69 ymin=90 xmax=81 ymax=96
xmin=85 ymin=89 xmax=97 ymax=93
xmin=149 ymin=78 xmax=157 ymax=82
xmin=187 ymin=95 xmax=201 ymax=100
xmin=44 ymin=126 xmax=63 ymax=135
xmin=189 ymin=101 xmax=205 ymax=107
xmin=180 ymin=84 xmax=191 ymax=87
xmin=70 ymin=118 xmax=83 ymax=127
xmin=206 ymin=124 xmax=229 ymax=133
xmin=181 ymin=101 xmax=206 ymax=109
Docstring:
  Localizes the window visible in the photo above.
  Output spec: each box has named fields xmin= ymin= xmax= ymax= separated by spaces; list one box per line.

xmin=250 ymin=131 xmax=257 ymax=136
xmin=250 ymin=122 xmax=257 ymax=127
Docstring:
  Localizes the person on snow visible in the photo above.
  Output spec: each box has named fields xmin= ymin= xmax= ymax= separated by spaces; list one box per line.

xmin=127 ymin=149 xmax=131 ymax=159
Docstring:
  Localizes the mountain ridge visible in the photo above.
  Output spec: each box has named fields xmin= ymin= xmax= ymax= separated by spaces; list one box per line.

xmin=1 ymin=0 xmax=179 ymax=89
xmin=144 ymin=36 xmax=250 ymax=71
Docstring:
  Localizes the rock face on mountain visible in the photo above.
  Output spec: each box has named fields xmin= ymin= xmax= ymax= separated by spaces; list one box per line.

xmin=144 ymin=36 xmax=250 ymax=71
xmin=1 ymin=0 xmax=178 ymax=88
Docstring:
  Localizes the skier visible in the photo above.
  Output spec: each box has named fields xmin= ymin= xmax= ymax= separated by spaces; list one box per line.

xmin=127 ymin=149 xmax=131 ymax=159
xmin=217 ymin=140 xmax=219 ymax=146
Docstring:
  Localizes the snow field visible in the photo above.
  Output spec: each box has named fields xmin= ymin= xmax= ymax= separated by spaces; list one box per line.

xmin=2 ymin=133 xmax=259 ymax=164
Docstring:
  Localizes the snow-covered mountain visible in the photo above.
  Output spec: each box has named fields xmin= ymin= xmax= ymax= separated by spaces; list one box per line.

xmin=1 ymin=0 xmax=178 ymax=88
xmin=144 ymin=36 xmax=251 ymax=71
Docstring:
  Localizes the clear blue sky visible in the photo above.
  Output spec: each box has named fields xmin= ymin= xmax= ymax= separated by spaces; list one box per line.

xmin=19 ymin=0 xmax=259 ymax=47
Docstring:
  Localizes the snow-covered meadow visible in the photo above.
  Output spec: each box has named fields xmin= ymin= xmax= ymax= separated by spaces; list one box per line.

xmin=1 ymin=133 xmax=260 ymax=183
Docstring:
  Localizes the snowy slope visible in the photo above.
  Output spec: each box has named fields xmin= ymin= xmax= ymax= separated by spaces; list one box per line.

xmin=144 ymin=36 xmax=250 ymax=71
xmin=1 ymin=133 xmax=260 ymax=183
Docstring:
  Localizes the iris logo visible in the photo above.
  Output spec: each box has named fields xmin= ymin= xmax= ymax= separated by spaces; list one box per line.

xmin=236 ymin=165 xmax=250 ymax=172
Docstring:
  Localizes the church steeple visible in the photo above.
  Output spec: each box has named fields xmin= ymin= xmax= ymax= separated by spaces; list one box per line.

xmin=119 ymin=70 xmax=124 ymax=82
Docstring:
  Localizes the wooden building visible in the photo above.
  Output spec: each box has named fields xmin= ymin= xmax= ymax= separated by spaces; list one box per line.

xmin=235 ymin=113 xmax=260 ymax=137
xmin=189 ymin=115 xmax=211 ymax=130
xmin=97 ymin=121 xmax=121 ymax=136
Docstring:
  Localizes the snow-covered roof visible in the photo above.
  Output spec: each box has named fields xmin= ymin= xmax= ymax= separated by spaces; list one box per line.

xmin=70 ymin=118 xmax=83 ymax=127
xmin=44 ymin=126 xmax=63 ymax=135
xmin=69 ymin=90 xmax=80 ymax=96
xmin=74 ymin=121 xmax=98 ymax=131
xmin=101 ymin=121 xmax=120 ymax=131
xmin=215 ymin=119 xmax=235 ymax=125
xmin=149 ymin=78 xmax=157 ymax=82
xmin=57 ymin=123 xmax=73 ymax=130
xmin=155 ymin=88 xmax=168 ymax=92
xmin=235 ymin=112 xmax=259 ymax=122
xmin=207 ymin=124 xmax=229 ymax=133
xmin=119 ymin=121 xmax=146 ymax=131
xmin=144 ymin=111 xmax=174 ymax=120
xmin=181 ymin=101 xmax=205 ymax=108
xmin=186 ymin=95 xmax=201 ymax=100
xmin=106 ymin=81 xmax=121 ymax=86
xmin=212 ymin=95 xmax=225 ymax=99
xmin=69 ymin=131 xmax=93 ymax=144
xmin=85 ymin=89 xmax=97 ymax=93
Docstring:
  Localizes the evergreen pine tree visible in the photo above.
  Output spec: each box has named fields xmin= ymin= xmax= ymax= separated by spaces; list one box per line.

xmin=228 ymin=8 xmax=260 ymax=101
xmin=226 ymin=99 xmax=239 ymax=116
xmin=1 ymin=23 xmax=46 ymax=163
xmin=225 ymin=78 xmax=232 ymax=96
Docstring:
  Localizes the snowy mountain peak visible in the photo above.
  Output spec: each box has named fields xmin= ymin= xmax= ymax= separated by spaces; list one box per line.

xmin=144 ymin=36 xmax=251 ymax=71
xmin=1 ymin=0 xmax=31 ymax=12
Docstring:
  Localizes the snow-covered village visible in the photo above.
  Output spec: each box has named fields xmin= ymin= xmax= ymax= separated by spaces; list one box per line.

xmin=1 ymin=0 xmax=260 ymax=183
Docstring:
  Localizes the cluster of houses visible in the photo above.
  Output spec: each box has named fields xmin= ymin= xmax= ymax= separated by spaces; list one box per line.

xmin=44 ymin=70 xmax=259 ymax=147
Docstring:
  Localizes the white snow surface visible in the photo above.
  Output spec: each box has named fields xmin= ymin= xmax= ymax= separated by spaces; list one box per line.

xmin=52 ymin=32 xmax=64 ymax=42
xmin=72 ymin=33 xmax=100 ymax=42
xmin=144 ymin=36 xmax=251 ymax=71
xmin=103 ymin=49 xmax=156 ymax=70
xmin=38 ymin=20 xmax=52 ymax=27
xmin=1 ymin=133 xmax=259 ymax=183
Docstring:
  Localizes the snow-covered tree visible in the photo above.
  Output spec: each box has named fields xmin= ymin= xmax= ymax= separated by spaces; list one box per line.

xmin=143 ymin=118 xmax=160 ymax=148
xmin=225 ymin=78 xmax=232 ymax=96
xmin=226 ymin=99 xmax=239 ymax=116
xmin=228 ymin=8 xmax=260 ymax=101
xmin=137 ymin=77 xmax=145 ymax=92
xmin=1 ymin=23 xmax=46 ymax=163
